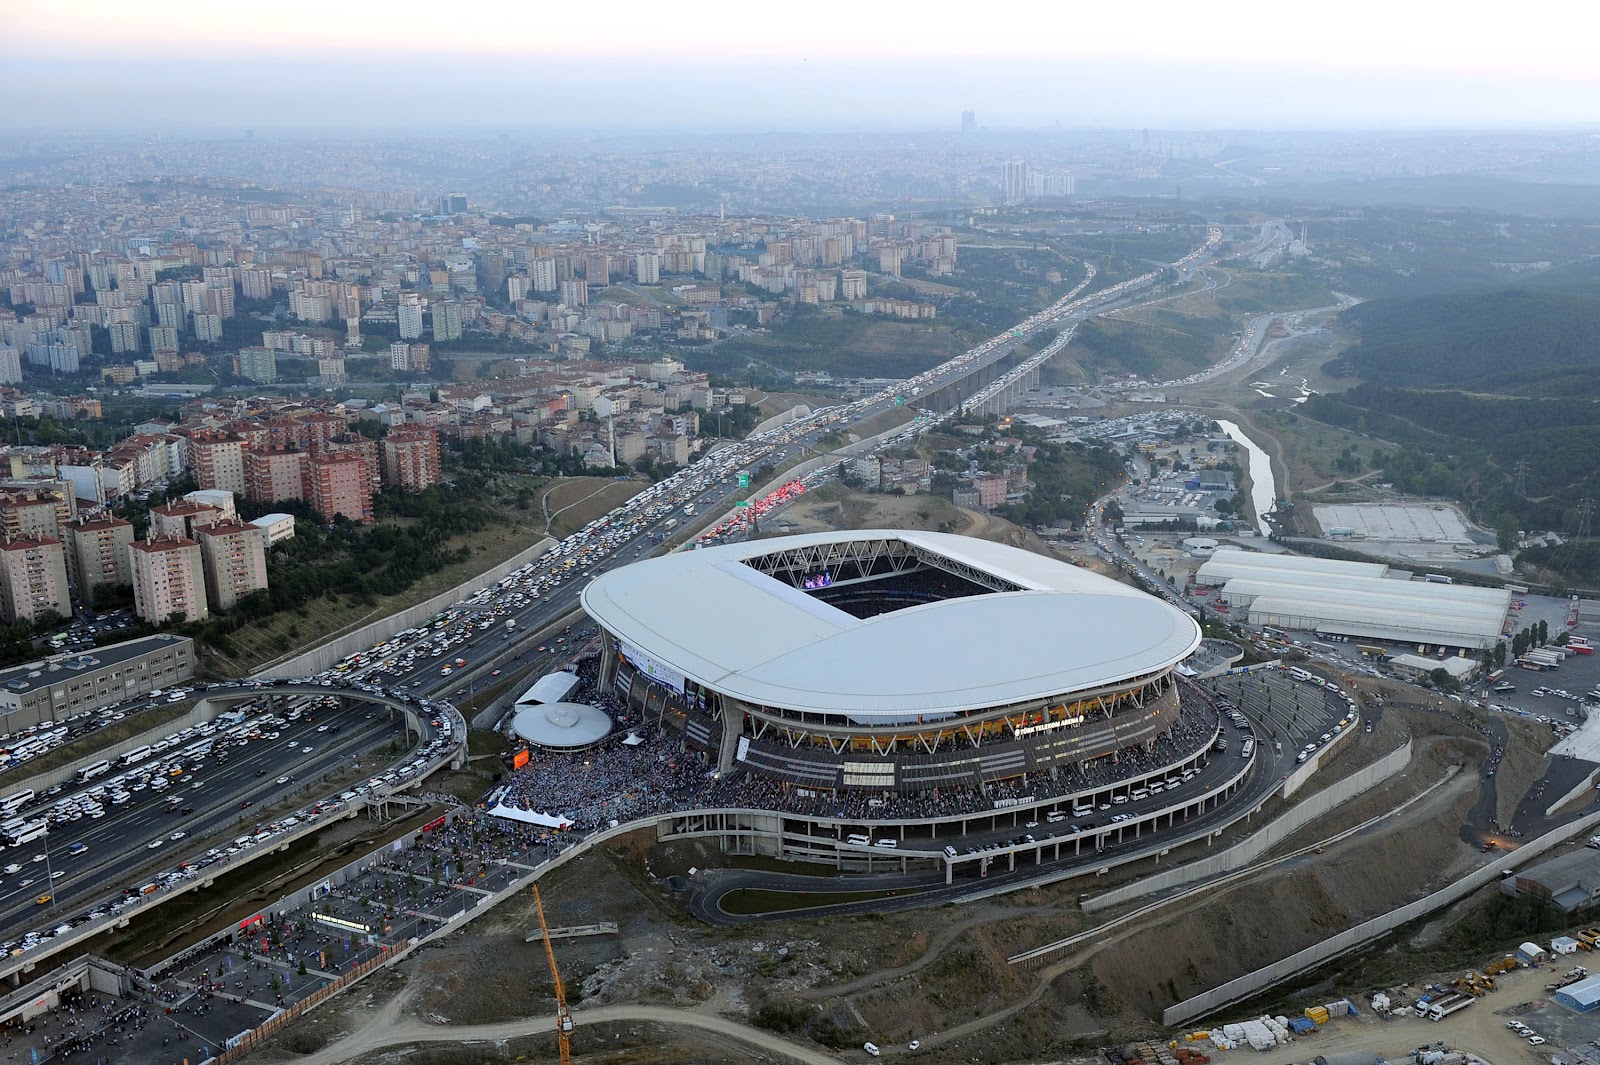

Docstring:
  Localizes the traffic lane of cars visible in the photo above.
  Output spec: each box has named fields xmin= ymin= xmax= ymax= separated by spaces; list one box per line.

xmin=0 ymin=704 xmax=403 ymax=932
xmin=0 ymin=713 xmax=410 ymax=941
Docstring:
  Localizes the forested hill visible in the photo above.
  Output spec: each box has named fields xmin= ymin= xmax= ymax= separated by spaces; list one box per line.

xmin=1329 ymin=287 xmax=1600 ymax=389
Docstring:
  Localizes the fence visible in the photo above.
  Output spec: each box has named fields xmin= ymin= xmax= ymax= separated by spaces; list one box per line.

xmin=1161 ymin=804 xmax=1600 ymax=1026
xmin=257 ymin=536 xmax=556 ymax=679
xmin=1084 ymin=740 xmax=1413 ymax=912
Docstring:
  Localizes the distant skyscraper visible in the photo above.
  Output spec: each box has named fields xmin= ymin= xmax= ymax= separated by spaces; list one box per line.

xmin=961 ymin=110 xmax=976 ymax=133
xmin=439 ymin=192 xmax=468 ymax=214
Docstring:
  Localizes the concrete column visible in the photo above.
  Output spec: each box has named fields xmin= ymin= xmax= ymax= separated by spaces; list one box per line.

xmin=717 ymin=711 xmax=740 ymax=772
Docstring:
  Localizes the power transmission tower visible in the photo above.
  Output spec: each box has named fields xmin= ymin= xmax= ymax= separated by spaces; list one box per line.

xmin=1513 ymin=460 xmax=1529 ymax=498
xmin=1581 ymin=497 xmax=1595 ymax=540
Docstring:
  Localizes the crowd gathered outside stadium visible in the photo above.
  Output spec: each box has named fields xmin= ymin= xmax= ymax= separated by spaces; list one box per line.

xmin=487 ymin=657 xmax=1229 ymax=831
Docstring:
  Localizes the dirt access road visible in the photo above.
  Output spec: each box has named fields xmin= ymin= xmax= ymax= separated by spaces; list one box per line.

xmin=291 ymin=1000 xmax=839 ymax=1065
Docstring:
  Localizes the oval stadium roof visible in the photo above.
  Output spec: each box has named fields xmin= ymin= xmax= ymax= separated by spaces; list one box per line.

xmin=580 ymin=530 xmax=1200 ymax=721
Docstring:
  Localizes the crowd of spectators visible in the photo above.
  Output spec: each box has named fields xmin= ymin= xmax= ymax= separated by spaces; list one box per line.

xmin=486 ymin=678 xmax=1223 ymax=830
xmin=0 ymin=988 xmax=151 ymax=1062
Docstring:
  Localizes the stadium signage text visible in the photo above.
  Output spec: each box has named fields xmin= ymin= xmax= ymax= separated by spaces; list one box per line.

xmin=1012 ymin=713 xmax=1087 ymax=738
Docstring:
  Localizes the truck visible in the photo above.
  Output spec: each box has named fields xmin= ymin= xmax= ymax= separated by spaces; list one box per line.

xmin=505 ymin=619 xmax=516 ymax=633
xmin=1427 ymin=993 xmax=1474 ymax=1021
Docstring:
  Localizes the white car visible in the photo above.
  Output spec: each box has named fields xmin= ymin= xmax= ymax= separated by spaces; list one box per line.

xmin=169 ymin=831 xmax=185 ymax=842
xmin=146 ymin=839 xmax=163 ymax=850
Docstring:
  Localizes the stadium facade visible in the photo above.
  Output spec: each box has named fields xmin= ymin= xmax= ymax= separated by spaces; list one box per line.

xmin=581 ymin=531 xmax=1203 ymax=795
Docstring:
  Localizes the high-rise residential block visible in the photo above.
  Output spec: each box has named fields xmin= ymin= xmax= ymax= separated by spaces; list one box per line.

xmin=195 ymin=519 xmax=268 ymax=613
xmin=431 ymin=301 xmax=462 ymax=341
xmin=237 ymin=346 xmax=277 ymax=384
xmin=381 ymin=426 xmax=442 ymax=491
xmin=244 ymin=446 xmax=308 ymax=504
xmin=0 ymin=534 xmax=69 ymax=624
xmin=129 ymin=535 xmax=208 ymax=624
xmin=184 ymin=430 xmax=246 ymax=497
xmin=63 ymin=515 xmax=134 ymax=605
xmin=398 ymin=293 xmax=425 ymax=339
xmin=309 ymin=453 xmax=372 ymax=524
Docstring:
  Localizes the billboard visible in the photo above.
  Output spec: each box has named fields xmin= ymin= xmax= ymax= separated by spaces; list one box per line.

xmin=511 ymin=749 xmax=530 ymax=771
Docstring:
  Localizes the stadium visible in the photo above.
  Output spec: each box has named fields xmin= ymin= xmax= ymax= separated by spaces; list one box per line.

xmin=579 ymin=530 xmax=1207 ymax=798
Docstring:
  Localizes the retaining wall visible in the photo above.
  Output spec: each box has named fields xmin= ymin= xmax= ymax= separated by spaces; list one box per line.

xmin=1161 ymin=804 xmax=1600 ymax=1026
xmin=1084 ymin=739 xmax=1413 ymax=912
xmin=257 ymin=536 xmax=556 ymax=679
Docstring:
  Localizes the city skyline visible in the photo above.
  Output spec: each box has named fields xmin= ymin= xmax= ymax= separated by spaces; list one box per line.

xmin=3 ymin=0 xmax=1599 ymax=130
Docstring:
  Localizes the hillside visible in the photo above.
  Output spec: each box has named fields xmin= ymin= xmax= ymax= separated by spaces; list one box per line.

xmin=1329 ymin=287 xmax=1600 ymax=388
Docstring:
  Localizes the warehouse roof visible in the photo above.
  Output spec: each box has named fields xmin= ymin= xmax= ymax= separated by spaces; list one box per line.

xmin=1557 ymin=974 xmax=1600 ymax=1009
xmin=1199 ymin=548 xmax=1511 ymax=649
xmin=581 ymin=530 xmax=1201 ymax=721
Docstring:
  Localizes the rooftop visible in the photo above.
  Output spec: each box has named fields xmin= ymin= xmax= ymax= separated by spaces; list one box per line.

xmin=0 ymin=634 xmax=191 ymax=695
xmin=582 ymin=530 xmax=1200 ymax=721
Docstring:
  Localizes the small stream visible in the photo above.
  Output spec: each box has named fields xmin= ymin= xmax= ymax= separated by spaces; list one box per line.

xmin=1217 ymin=420 xmax=1277 ymax=536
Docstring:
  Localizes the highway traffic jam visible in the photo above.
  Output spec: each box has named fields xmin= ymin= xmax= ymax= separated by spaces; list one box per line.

xmin=0 ymin=679 xmax=461 ymax=965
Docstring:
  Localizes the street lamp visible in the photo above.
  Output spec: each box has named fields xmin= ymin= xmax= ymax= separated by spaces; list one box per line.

xmin=40 ymin=826 xmax=57 ymax=914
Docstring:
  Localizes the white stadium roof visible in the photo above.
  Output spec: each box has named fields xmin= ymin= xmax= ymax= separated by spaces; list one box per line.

xmin=580 ymin=530 xmax=1200 ymax=721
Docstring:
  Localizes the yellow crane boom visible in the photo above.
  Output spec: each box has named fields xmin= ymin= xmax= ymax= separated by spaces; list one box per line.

xmin=533 ymin=886 xmax=574 ymax=1065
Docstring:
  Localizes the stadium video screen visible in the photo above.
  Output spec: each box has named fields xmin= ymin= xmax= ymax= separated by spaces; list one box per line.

xmin=803 ymin=571 xmax=833 ymax=590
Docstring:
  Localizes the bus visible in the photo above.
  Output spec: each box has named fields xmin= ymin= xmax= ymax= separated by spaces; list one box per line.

xmin=1288 ymin=666 xmax=1315 ymax=683
xmin=75 ymin=760 xmax=110 ymax=784
xmin=1493 ymin=682 xmax=1517 ymax=694
xmin=4 ymin=820 xmax=47 ymax=846
xmin=1423 ymin=573 xmax=1455 ymax=584
xmin=0 ymin=789 xmax=32 ymax=814
xmin=1487 ymin=669 xmax=1506 ymax=683
xmin=1241 ymin=738 xmax=1256 ymax=759
xmin=1311 ymin=641 xmax=1338 ymax=653
xmin=118 ymin=746 xmax=152 ymax=768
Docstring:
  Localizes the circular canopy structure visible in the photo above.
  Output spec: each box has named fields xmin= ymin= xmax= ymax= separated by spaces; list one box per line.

xmin=511 ymin=701 xmax=613 ymax=750
xmin=582 ymin=529 xmax=1200 ymax=722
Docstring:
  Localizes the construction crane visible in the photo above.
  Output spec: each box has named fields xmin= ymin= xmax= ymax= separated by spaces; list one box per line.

xmin=533 ymin=886 xmax=575 ymax=1065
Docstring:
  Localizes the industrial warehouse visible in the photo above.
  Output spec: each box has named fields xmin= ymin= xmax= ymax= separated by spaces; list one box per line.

xmin=1193 ymin=548 xmax=1513 ymax=651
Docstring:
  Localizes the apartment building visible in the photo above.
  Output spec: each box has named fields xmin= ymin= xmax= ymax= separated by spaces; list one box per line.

xmin=381 ymin=426 xmax=442 ymax=491
xmin=129 ymin=535 xmax=209 ymax=624
xmin=195 ymin=519 xmax=268 ymax=613
xmin=62 ymin=515 xmax=134 ymax=605
xmin=0 ymin=534 xmax=69 ymax=623
xmin=309 ymin=453 xmax=373 ymax=524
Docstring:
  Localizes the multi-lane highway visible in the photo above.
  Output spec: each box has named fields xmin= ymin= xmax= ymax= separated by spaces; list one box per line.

xmin=0 ymin=697 xmax=410 ymax=949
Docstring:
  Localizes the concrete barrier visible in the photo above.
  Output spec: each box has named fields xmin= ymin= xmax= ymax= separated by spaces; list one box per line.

xmin=257 ymin=536 xmax=556 ymax=679
xmin=1161 ymin=804 xmax=1600 ymax=1026
xmin=748 ymin=404 xmax=812 ymax=437
xmin=1084 ymin=740 xmax=1413 ymax=912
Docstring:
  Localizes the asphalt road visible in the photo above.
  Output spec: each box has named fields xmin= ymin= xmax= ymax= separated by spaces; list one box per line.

xmin=0 ymin=698 xmax=407 ymax=941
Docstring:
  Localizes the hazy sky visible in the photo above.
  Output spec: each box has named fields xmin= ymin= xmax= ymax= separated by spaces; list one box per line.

xmin=5 ymin=0 xmax=1600 ymax=130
